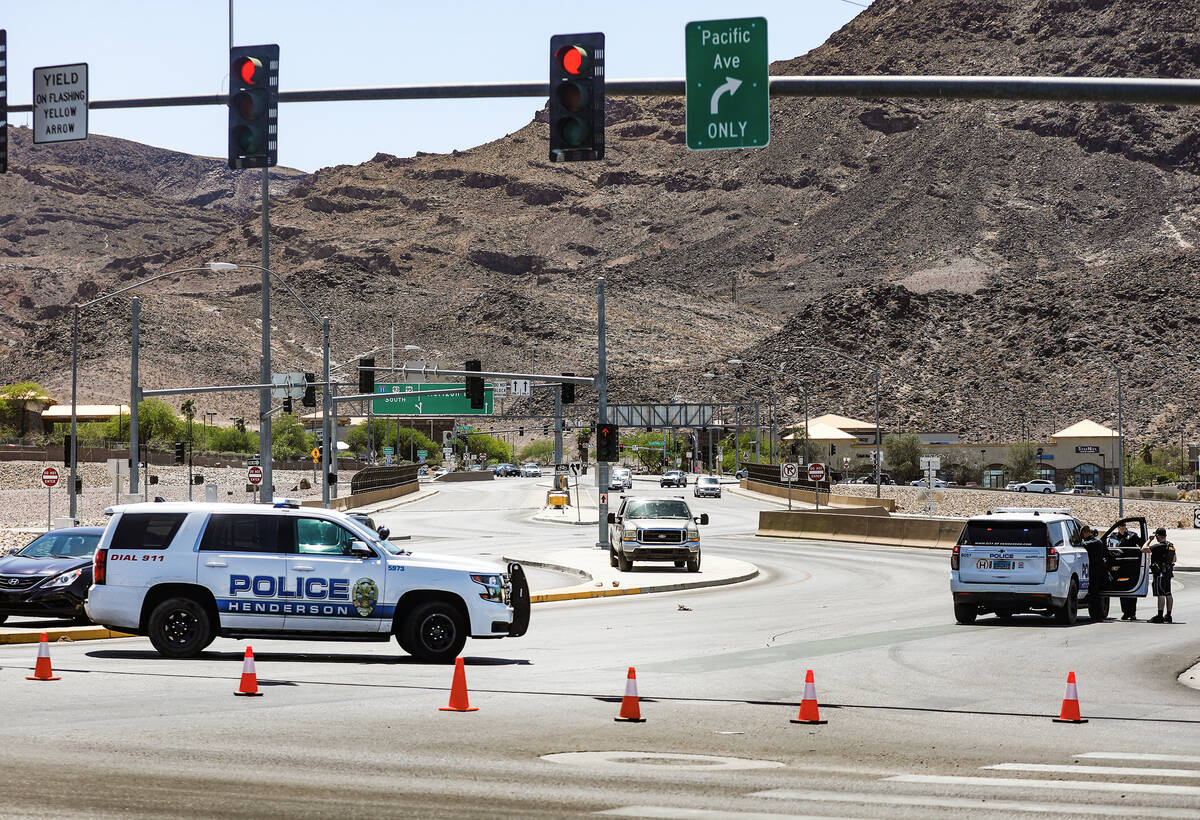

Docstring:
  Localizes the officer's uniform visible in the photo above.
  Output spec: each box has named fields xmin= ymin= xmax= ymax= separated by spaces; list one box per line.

xmin=1149 ymin=538 xmax=1176 ymax=598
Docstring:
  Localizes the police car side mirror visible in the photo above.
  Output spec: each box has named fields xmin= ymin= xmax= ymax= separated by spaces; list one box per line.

xmin=349 ymin=540 xmax=375 ymax=559
xmin=376 ymin=526 xmax=390 ymax=541
xmin=607 ymin=512 xmax=616 ymax=524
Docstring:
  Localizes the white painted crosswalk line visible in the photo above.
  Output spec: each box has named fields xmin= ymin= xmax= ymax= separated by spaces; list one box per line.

xmin=751 ymin=788 xmax=1200 ymax=818
xmin=1075 ymin=752 xmax=1200 ymax=765
xmin=886 ymin=774 xmax=1200 ymax=797
xmin=985 ymin=763 xmax=1200 ymax=778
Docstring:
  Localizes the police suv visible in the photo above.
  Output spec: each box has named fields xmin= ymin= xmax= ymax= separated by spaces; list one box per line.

xmin=85 ymin=501 xmax=530 ymax=663
xmin=950 ymin=508 xmax=1148 ymax=624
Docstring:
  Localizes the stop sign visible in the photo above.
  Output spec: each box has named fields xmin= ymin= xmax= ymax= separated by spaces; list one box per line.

xmin=807 ymin=462 xmax=827 ymax=482
xmin=41 ymin=466 xmax=60 ymax=488
xmin=247 ymin=465 xmax=263 ymax=486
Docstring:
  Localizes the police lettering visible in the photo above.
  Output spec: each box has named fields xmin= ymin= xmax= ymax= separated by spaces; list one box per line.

xmin=229 ymin=574 xmax=350 ymax=600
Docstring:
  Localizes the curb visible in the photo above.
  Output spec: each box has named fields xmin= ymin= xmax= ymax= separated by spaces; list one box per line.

xmin=502 ymin=555 xmax=759 ymax=603
xmin=530 ymin=509 xmax=600 ymax=526
xmin=0 ymin=626 xmax=134 ymax=645
xmin=355 ymin=488 xmax=439 ymax=514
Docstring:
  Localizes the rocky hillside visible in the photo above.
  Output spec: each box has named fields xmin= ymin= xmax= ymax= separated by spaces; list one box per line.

xmin=3 ymin=0 xmax=1200 ymax=444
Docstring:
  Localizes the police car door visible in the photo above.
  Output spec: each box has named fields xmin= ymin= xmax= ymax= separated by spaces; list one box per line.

xmin=285 ymin=516 xmax=388 ymax=633
xmin=1100 ymin=516 xmax=1150 ymax=597
xmin=196 ymin=512 xmax=293 ymax=631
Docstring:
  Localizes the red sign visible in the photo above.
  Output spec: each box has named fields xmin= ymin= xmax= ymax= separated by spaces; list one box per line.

xmin=247 ymin=465 xmax=263 ymax=486
xmin=807 ymin=462 xmax=827 ymax=482
xmin=41 ymin=466 xmax=60 ymax=488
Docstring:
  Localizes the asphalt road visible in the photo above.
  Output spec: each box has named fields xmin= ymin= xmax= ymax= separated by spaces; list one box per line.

xmin=1 ymin=477 xmax=1197 ymax=818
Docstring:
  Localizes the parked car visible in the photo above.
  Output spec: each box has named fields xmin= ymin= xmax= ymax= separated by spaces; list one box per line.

xmin=0 ymin=526 xmax=105 ymax=624
xmin=1006 ymin=478 xmax=1057 ymax=494
xmin=660 ymin=470 xmax=687 ymax=488
xmin=1060 ymin=486 xmax=1102 ymax=496
xmin=911 ymin=478 xmax=949 ymax=488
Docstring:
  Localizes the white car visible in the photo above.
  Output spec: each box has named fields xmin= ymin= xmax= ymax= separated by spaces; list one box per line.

xmin=950 ymin=508 xmax=1149 ymax=624
xmin=693 ymin=476 xmax=722 ymax=498
xmin=520 ymin=463 xmax=542 ymax=477
xmin=1006 ymin=478 xmax=1057 ymax=494
xmin=85 ymin=501 xmax=530 ymax=663
xmin=910 ymin=478 xmax=948 ymax=488
xmin=1060 ymin=486 xmax=1102 ymax=496
xmin=608 ymin=467 xmax=632 ymax=491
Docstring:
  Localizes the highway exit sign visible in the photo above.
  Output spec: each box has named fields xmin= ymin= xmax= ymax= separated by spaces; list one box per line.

xmin=685 ymin=17 xmax=769 ymax=151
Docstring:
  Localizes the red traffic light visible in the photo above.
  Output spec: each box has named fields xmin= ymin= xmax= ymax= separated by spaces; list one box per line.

xmin=235 ymin=56 xmax=263 ymax=85
xmin=556 ymin=45 xmax=586 ymax=75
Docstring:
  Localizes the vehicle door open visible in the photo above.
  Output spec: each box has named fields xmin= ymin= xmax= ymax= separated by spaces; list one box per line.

xmin=1100 ymin=516 xmax=1150 ymax=597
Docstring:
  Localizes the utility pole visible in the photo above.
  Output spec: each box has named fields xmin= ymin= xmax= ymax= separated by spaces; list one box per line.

xmin=321 ymin=317 xmax=331 ymax=508
xmin=596 ymin=277 xmax=609 ymax=551
xmin=129 ymin=296 xmax=140 ymax=496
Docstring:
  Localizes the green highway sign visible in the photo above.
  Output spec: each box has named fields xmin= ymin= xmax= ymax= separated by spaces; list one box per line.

xmin=372 ymin=383 xmax=493 ymax=416
xmin=685 ymin=17 xmax=769 ymax=151
xmin=381 ymin=447 xmax=394 ymax=456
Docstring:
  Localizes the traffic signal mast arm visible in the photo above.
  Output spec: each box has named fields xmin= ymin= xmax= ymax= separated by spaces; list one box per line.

xmin=388 ymin=365 xmax=595 ymax=386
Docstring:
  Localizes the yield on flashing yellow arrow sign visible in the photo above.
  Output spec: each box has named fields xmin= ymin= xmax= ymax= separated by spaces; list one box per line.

xmin=685 ymin=17 xmax=769 ymax=151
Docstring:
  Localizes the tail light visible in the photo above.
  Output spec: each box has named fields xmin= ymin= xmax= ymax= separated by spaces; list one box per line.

xmin=1046 ymin=547 xmax=1059 ymax=573
xmin=94 ymin=548 xmax=108 ymax=585
xmin=951 ymin=545 xmax=960 ymax=571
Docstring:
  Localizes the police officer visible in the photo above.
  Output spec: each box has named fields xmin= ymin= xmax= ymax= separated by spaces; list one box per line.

xmin=1110 ymin=522 xmax=1144 ymax=620
xmin=1142 ymin=527 xmax=1177 ymax=623
xmin=1079 ymin=526 xmax=1109 ymax=601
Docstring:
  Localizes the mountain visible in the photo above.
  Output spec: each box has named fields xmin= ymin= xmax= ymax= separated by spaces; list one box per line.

xmin=2 ymin=0 xmax=1200 ymax=445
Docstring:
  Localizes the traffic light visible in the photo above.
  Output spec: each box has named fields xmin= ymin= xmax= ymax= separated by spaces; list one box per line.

xmin=227 ymin=44 xmax=279 ymax=169
xmin=465 ymin=360 xmax=484 ymax=409
xmin=549 ymin=33 xmax=605 ymax=162
xmin=302 ymin=372 xmax=317 ymax=407
xmin=359 ymin=357 xmax=375 ymax=394
xmin=0 ymin=30 xmax=7 ymax=174
xmin=282 ymin=396 xmax=293 ymax=415
xmin=561 ymin=373 xmax=575 ymax=404
xmin=596 ymin=423 xmax=620 ymax=462
xmin=518 ymin=426 xmax=524 ymax=436
xmin=174 ymin=441 xmax=185 ymax=464
xmin=63 ymin=434 xmax=72 ymax=467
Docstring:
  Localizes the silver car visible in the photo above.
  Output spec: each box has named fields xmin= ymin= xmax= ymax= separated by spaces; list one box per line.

xmin=693 ymin=475 xmax=722 ymax=498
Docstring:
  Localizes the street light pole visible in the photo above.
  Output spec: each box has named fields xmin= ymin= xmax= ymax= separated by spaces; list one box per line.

xmin=874 ymin=365 xmax=881 ymax=496
xmin=1117 ymin=364 xmax=1124 ymax=516
xmin=69 ymin=306 xmax=79 ymax=519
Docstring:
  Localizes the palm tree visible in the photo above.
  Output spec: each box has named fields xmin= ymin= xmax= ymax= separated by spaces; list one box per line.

xmin=1140 ymin=442 xmax=1153 ymax=465
xmin=181 ymin=399 xmax=196 ymax=444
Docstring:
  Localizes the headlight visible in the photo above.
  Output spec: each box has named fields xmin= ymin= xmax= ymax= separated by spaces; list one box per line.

xmin=622 ymin=528 xmax=637 ymax=541
xmin=470 ymin=573 xmax=504 ymax=602
xmin=687 ymin=527 xmax=699 ymax=540
xmin=46 ymin=568 xmax=83 ymax=588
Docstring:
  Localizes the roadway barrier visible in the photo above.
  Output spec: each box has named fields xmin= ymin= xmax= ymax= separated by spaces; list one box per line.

xmin=743 ymin=479 xmax=897 ymax=511
xmin=435 ymin=470 xmax=495 ymax=482
xmin=758 ymin=509 xmax=964 ymax=549
xmin=302 ymin=481 xmax=419 ymax=512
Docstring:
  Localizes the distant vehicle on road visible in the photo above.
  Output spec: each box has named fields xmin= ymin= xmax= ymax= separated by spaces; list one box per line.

xmin=608 ymin=467 xmax=632 ymax=491
xmin=1006 ymin=478 xmax=1056 ymax=494
xmin=660 ymin=470 xmax=687 ymax=488
xmin=694 ymin=475 xmax=722 ymax=498
xmin=0 ymin=527 xmax=105 ymax=625
xmin=491 ymin=463 xmax=520 ymax=477
xmin=1060 ymin=486 xmax=1101 ymax=496
xmin=734 ymin=469 xmax=749 ymax=480
xmin=433 ymin=467 xmax=449 ymax=478
xmin=520 ymin=463 xmax=543 ymax=477
xmin=606 ymin=496 xmax=708 ymax=573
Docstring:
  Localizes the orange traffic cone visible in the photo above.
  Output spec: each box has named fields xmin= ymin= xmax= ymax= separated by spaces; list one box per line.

xmin=234 ymin=646 xmax=263 ymax=697
xmin=791 ymin=669 xmax=827 ymax=724
xmin=25 ymin=632 xmax=61 ymax=681
xmin=615 ymin=666 xmax=646 ymax=722
xmin=439 ymin=657 xmax=479 ymax=712
xmin=1052 ymin=671 xmax=1087 ymax=723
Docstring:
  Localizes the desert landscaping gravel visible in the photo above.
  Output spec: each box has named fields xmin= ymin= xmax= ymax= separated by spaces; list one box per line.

xmin=0 ymin=460 xmax=356 ymax=555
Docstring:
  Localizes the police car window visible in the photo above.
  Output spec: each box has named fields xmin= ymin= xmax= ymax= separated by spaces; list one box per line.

xmin=1049 ymin=522 xmax=1065 ymax=548
xmin=200 ymin=514 xmax=291 ymax=554
xmin=959 ymin=521 xmax=1049 ymax=548
xmin=296 ymin=518 xmax=358 ymax=555
xmin=111 ymin=513 xmax=187 ymax=550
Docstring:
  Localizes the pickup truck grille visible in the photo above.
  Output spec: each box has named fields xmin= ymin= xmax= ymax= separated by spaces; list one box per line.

xmin=638 ymin=529 xmax=684 ymax=544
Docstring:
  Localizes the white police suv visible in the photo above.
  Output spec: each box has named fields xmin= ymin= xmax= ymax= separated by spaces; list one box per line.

xmin=950 ymin=508 xmax=1148 ymax=624
xmin=85 ymin=501 xmax=530 ymax=663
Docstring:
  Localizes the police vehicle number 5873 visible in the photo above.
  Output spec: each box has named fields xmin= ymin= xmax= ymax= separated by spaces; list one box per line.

xmin=85 ymin=502 xmax=530 ymax=663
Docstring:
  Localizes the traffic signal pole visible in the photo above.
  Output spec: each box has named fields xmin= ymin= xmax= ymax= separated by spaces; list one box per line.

xmin=554 ymin=386 xmax=564 ymax=465
xmin=259 ymin=169 xmax=273 ymax=503
xmin=322 ymin=317 xmax=331 ymax=509
xmin=596 ymin=277 xmax=609 ymax=551
xmin=129 ymin=297 xmax=139 ymax=496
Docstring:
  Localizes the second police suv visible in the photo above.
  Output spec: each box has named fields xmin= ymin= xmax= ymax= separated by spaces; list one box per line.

xmin=85 ymin=501 xmax=530 ymax=662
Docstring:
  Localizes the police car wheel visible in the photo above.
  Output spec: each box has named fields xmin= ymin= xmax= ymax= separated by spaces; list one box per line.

xmin=1087 ymin=595 xmax=1110 ymax=622
xmin=1055 ymin=580 xmax=1079 ymax=625
xmin=148 ymin=597 xmax=213 ymax=658
xmin=953 ymin=603 xmax=977 ymax=624
xmin=402 ymin=601 xmax=466 ymax=663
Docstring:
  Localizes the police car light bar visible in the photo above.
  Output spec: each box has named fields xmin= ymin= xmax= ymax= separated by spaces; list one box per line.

xmin=273 ymin=499 xmax=300 ymax=509
xmin=993 ymin=507 xmax=1073 ymax=515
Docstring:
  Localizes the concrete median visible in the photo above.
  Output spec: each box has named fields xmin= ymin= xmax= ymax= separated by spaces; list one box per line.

xmin=743 ymin=479 xmax=898 ymax=511
xmin=758 ymin=509 xmax=965 ymax=549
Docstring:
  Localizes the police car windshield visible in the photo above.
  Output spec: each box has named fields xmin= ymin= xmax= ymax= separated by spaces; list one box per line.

xmin=625 ymin=500 xmax=691 ymax=519
xmin=960 ymin=521 xmax=1049 ymax=548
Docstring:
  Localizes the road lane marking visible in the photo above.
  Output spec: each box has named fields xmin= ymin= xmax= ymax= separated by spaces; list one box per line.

xmin=885 ymin=774 xmax=1200 ymax=796
xmin=1076 ymin=752 xmax=1200 ymax=765
xmin=751 ymin=788 xmax=1200 ymax=817
xmin=597 ymin=809 xmax=847 ymax=820
xmin=985 ymin=763 xmax=1200 ymax=778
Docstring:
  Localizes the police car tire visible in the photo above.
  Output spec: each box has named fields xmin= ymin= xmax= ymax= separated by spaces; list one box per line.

xmin=1055 ymin=579 xmax=1079 ymax=625
xmin=147 ymin=597 xmax=214 ymax=658
xmin=953 ymin=603 xmax=977 ymax=624
xmin=1087 ymin=595 xmax=1110 ymax=622
xmin=401 ymin=601 xmax=467 ymax=663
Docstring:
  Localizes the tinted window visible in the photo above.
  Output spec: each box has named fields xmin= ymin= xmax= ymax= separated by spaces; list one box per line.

xmin=19 ymin=532 xmax=101 ymax=558
xmin=959 ymin=521 xmax=1049 ymax=548
xmin=111 ymin=513 xmax=187 ymax=550
xmin=200 ymin=514 xmax=292 ymax=554
xmin=296 ymin=518 xmax=361 ymax=556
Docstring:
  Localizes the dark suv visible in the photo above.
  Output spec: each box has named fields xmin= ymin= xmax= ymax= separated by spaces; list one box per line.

xmin=0 ymin=527 xmax=105 ymax=624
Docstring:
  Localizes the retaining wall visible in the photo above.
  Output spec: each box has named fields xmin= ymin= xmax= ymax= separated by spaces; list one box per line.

xmin=758 ymin=509 xmax=965 ymax=549
xmin=743 ymin=479 xmax=897 ymax=512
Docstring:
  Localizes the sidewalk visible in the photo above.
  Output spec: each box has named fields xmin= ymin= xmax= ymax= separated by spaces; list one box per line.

xmin=502 ymin=547 xmax=759 ymax=602
xmin=1163 ymin=528 xmax=1200 ymax=571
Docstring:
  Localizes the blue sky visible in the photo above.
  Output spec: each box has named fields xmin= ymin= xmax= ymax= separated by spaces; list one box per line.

xmin=7 ymin=1 xmax=864 ymax=172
